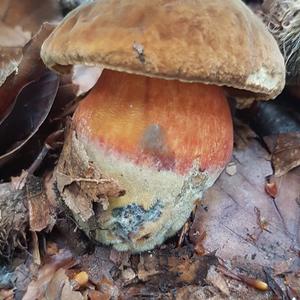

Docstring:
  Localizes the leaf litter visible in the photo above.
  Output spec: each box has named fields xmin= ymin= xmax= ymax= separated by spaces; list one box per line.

xmin=0 ymin=2 xmax=299 ymax=299
xmin=0 ymin=0 xmax=61 ymax=88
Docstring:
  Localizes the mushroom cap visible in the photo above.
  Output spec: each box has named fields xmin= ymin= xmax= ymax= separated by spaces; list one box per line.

xmin=41 ymin=0 xmax=285 ymax=100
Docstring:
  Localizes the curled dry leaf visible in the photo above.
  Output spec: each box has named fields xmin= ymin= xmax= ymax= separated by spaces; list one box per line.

xmin=239 ymin=95 xmax=300 ymax=176
xmin=0 ymin=71 xmax=59 ymax=170
xmin=264 ymin=132 xmax=300 ymax=177
xmin=0 ymin=23 xmax=56 ymax=123
xmin=0 ymin=0 xmax=61 ymax=88
xmin=28 ymin=175 xmax=57 ymax=232
xmin=55 ymin=125 xmax=124 ymax=223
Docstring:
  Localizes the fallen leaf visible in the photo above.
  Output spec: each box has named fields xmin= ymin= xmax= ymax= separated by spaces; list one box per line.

xmin=55 ymin=125 xmax=124 ymax=222
xmin=78 ymin=247 xmax=114 ymax=283
xmin=0 ymin=21 xmax=30 ymax=47
xmin=0 ymin=47 xmax=22 ymax=87
xmin=1 ymin=0 xmax=61 ymax=34
xmin=0 ymin=23 xmax=55 ymax=123
xmin=22 ymin=249 xmax=75 ymax=300
xmin=44 ymin=268 xmax=67 ymax=299
xmin=121 ymin=268 xmax=136 ymax=283
xmin=44 ymin=268 xmax=84 ymax=300
xmin=136 ymin=246 xmax=217 ymax=287
xmin=0 ymin=71 xmax=59 ymax=169
xmin=285 ymin=273 xmax=300 ymax=298
xmin=60 ymin=278 xmax=84 ymax=300
xmin=190 ymin=137 xmax=300 ymax=298
xmin=96 ymin=276 xmax=119 ymax=299
xmin=28 ymin=175 xmax=56 ymax=232
xmin=264 ymin=132 xmax=300 ymax=176
xmin=206 ymin=265 xmax=230 ymax=296
xmin=0 ymin=0 xmax=61 ymax=88
xmin=0 ymin=289 xmax=14 ymax=300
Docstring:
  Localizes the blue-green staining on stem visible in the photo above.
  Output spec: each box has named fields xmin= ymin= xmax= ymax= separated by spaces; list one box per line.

xmin=111 ymin=201 xmax=163 ymax=240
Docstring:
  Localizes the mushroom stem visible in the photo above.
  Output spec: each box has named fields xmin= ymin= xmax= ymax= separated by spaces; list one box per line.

xmin=57 ymin=69 xmax=233 ymax=252
xmin=74 ymin=69 xmax=233 ymax=174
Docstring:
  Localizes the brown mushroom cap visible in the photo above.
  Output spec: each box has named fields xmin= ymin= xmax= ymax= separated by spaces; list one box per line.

xmin=41 ymin=0 xmax=285 ymax=100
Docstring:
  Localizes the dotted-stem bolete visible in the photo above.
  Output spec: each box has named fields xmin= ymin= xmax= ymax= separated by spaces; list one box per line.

xmin=41 ymin=0 xmax=285 ymax=252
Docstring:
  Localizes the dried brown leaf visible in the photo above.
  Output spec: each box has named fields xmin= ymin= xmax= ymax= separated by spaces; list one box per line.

xmin=22 ymin=249 xmax=75 ymax=300
xmin=206 ymin=266 xmax=230 ymax=296
xmin=55 ymin=126 xmax=124 ymax=222
xmin=0 ymin=47 xmax=22 ymax=87
xmin=0 ymin=71 xmax=59 ymax=174
xmin=0 ymin=23 xmax=56 ymax=122
xmin=28 ymin=176 xmax=57 ymax=232
xmin=61 ymin=278 xmax=84 ymax=300
xmin=137 ymin=246 xmax=217 ymax=287
xmin=88 ymin=290 xmax=110 ymax=300
xmin=0 ymin=21 xmax=30 ymax=47
xmin=264 ymin=132 xmax=300 ymax=177
xmin=0 ymin=0 xmax=61 ymax=87
xmin=285 ymin=273 xmax=300 ymax=298
xmin=44 ymin=268 xmax=84 ymax=300
xmin=190 ymin=138 xmax=300 ymax=270
xmin=1 ymin=0 xmax=61 ymax=35
xmin=0 ymin=289 xmax=14 ymax=300
xmin=97 ymin=276 xmax=119 ymax=299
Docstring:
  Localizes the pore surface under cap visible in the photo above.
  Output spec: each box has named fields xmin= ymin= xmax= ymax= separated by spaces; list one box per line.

xmin=41 ymin=0 xmax=285 ymax=100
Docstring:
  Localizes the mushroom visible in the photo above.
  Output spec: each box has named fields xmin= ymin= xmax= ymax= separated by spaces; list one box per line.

xmin=41 ymin=0 xmax=285 ymax=252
